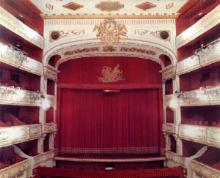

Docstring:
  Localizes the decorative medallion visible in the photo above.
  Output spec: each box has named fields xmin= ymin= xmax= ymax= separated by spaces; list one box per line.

xmin=63 ymin=2 xmax=83 ymax=11
xmin=50 ymin=31 xmax=60 ymax=40
xmin=93 ymin=19 xmax=127 ymax=46
xmin=98 ymin=64 xmax=124 ymax=83
xmin=95 ymin=1 xmax=124 ymax=12
xmin=136 ymin=2 xmax=156 ymax=11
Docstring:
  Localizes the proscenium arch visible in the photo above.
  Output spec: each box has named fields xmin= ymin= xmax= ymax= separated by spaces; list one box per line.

xmin=43 ymin=39 xmax=177 ymax=68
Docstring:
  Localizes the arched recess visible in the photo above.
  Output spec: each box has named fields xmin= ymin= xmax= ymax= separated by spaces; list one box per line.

xmin=43 ymin=39 xmax=177 ymax=68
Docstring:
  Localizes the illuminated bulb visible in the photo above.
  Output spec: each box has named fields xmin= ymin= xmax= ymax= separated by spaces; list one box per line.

xmin=16 ymin=90 xmax=25 ymax=100
xmin=0 ymin=43 xmax=7 ymax=53
xmin=24 ymin=27 xmax=37 ymax=38
xmin=183 ymin=26 xmax=197 ymax=40
xmin=8 ymin=127 xmax=24 ymax=141
xmin=169 ymin=97 xmax=178 ymax=109
xmin=42 ymin=98 xmax=51 ymax=111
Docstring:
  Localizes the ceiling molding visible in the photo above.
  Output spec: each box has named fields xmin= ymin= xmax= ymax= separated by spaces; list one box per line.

xmin=42 ymin=13 xmax=178 ymax=19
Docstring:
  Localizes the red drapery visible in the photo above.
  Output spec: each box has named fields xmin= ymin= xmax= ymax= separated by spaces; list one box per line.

xmin=59 ymin=88 xmax=161 ymax=154
xmin=57 ymin=57 xmax=164 ymax=156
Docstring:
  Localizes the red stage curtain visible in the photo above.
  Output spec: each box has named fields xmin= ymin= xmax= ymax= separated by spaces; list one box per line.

xmin=59 ymin=88 xmax=161 ymax=155
xmin=57 ymin=57 xmax=163 ymax=156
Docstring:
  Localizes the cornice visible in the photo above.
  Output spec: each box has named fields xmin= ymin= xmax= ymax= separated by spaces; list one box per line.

xmin=43 ymin=13 xmax=178 ymax=20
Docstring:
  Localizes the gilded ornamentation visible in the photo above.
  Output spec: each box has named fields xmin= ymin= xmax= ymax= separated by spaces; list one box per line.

xmin=95 ymin=1 xmax=124 ymax=12
xmin=136 ymin=2 xmax=156 ymax=11
xmin=44 ymin=65 xmax=58 ymax=81
xmin=98 ymin=64 xmax=124 ymax=83
xmin=45 ymin=3 xmax=54 ymax=10
xmin=0 ymin=86 xmax=42 ymax=106
xmin=50 ymin=30 xmax=85 ymax=41
xmin=0 ymin=43 xmax=43 ymax=76
xmin=134 ymin=29 xmax=170 ymax=41
xmin=93 ymin=19 xmax=127 ymax=46
xmin=63 ymin=2 xmax=83 ymax=11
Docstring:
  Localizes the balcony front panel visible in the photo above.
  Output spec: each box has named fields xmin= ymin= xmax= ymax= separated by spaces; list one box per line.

xmin=179 ymin=124 xmax=220 ymax=149
xmin=179 ymin=124 xmax=206 ymax=144
xmin=42 ymin=123 xmax=57 ymax=134
xmin=0 ymin=43 xmax=43 ymax=75
xmin=0 ymin=124 xmax=41 ymax=148
xmin=192 ymin=160 xmax=220 ymax=178
xmin=33 ymin=150 xmax=55 ymax=168
xmin=176 ymin=5 xmax=220 ymax=48
xmin=0 ymin=160 xmax=29 ymax=178
xmin=0 ymin=7 xmax=43 ymax=49
xmin=0 ymin=86 xmax=42 ymax=106
xmin=179 ymin=86 xmax=220 ymax=106
xmin=177 ymin=39 xmax=220 ymax=75
xmin=207 ymin=127 xmax=220 ymax=148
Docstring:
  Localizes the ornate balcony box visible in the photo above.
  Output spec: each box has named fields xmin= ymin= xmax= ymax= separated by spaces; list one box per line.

xmin=0 ymin=126 xmax=29 ymax=147
xmin=0 ymin=124 xmax=41 ymax=148
xmin=179 ymin=86 xmax=220 ymax=106
xmin=192 ymin=160 xmax=220 ymax=178
xmin=0 ymin=43 xmax=43 ymax=76
xmin=0 ymin=160 xmax=29 ymax=178
xmin=33 ymin=150 xmax=55 ymax=168
xmin=207 ymin=127 xmax=220 ymax=148
xmin=44 ymin=65 xmax=58 ymax=81
xmin=163 ymin=123 xmax=176 ymax=134
xmin=177 ymin=55 xmax=200 ymax=75
xmin=176 ymin=5 xmax=220 ymax=48
xmin=179 ymin=124 xmax=220 ymax=149
xmin=29 ymin=124 xmax=42 ymax=139
xmin=166 ymin=151 xmax=185 ymax=166
xmin=177 ymin=39 xmax=220 ymax=75
xmin=0 ymin=7 xmax=43 ymax=49
xmin=162 ymin=65 xmax=176 ymax=81
xmin=0 ymin=86 xmax=42 ymax=106
xmin=42 ymin=123 xmax=57 ymax=134
xmin=179 ymin=124 xmax=206 ymax=144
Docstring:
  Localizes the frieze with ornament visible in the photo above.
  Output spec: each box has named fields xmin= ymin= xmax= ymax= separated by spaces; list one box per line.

xmin=93 ymin=18 xmax=127 ymax=46
xmin=134 ymin=29 xmax=170 ymax=41
xmin=50 ymin=29 xmax=86 ymax=41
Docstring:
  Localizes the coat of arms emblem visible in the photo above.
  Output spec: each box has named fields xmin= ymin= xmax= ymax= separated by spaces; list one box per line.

xmin=93 ymin=19 xmax=127 ymax=46
xmin=98 ymin=64 xmax=124 ymax=83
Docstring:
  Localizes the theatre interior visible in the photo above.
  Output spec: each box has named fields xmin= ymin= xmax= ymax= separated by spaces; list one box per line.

xmin=0 ymin=0 xmax=220 ymax=177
